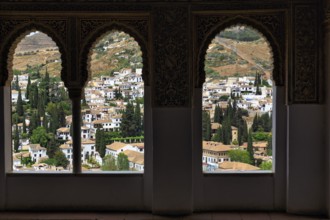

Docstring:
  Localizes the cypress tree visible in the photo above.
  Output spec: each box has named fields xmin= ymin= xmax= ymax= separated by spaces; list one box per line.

xmin=44 ymin=68 xmax=50 ymax=104
xmin=214 ymin=104 xmax=220 ymax=123
xmin=247 ymin=130 xmax=254 ymax=165
xmin=29 ymin=111 xmax=38 ymax=135
xmin=22 ymin=116 xmax=27 ymax=134
xmin=58 ymin=104 xmax=66 ymax=128
xmin=242 ymin=121 xmax=248 ymax=142
xmin=95 ymin=128 xmax=109 ymax=157
xmin=134 ymin=103 xmax=142 ymax=136
xmin=95 ymin=128 xmax=101 ymax=153
xmin=120 ymin=102 xmax=135 ymax=137
xmin=37 ymin=91 xmax=45 ymax=117
xmin=252 ymin=114 xmax=259 ymax=132
xmin=219 ymin=107 xmax=224 ymax=123
xmin=43 ymin=113 xmax=48 ymax=132
xmin=26 ymin=76 xmax=31 ymax=99
xmin=212 ymin=127 xmax=223 ymax=143
xmin=254 ymin=71 xmax=258 ymax=86
xmin=222 ymin=116 xmax=232 ymax=145
xmin=14 ymin=124 xmax=20 ymax=153
xmin=12 ymin=74 xmax=19 ymax=90
xmin=256 ymin=82 xmax=261 ymax=95
xmin=37 ymin=111 xmax=41 ymax=127
xmin=202 ymin=110 xmax=211 ymax=141
xmin=16 ymin=89 xmax=24 ymax=117
xmin=47 ymin=137 xmax=57 ymax=158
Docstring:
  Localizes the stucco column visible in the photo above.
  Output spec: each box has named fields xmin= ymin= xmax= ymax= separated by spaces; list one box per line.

xmin=69 ymin=88 xmax=82 ymax=174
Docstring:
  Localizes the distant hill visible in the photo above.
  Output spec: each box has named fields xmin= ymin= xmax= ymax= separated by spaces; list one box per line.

xmin=205 ymin=26 xmax=273 ymax=81
xmin=15 ymin=32 xmax=57 ymax=52
xmin=90 ymin=31 xmax=142 ymax=77
xmin=12 ymin=31 xmax=142 ymax=78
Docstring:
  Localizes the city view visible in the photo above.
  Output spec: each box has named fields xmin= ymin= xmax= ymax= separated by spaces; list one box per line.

xmin=202 ymin=26 xmax=273 ymax=171
xmin=11 ymin=25 xmax=273 ymax=172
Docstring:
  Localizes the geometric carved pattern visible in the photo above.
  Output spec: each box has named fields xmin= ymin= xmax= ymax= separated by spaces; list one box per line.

xmin=79 ymin=17 xmax=150 ymax=87
xmin=195 ymin=11 xmax=286 ymax=89
xmin=153 ymin=7 xmax=189 ymax=107
xmin=291 ymin=5 xmax=319 ymax=103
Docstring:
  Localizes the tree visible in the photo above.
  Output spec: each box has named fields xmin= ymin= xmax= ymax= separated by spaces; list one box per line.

xmin=53 ymin=150 xmax=69 ymax=168
xmin=228 ymin=149 xmax=251 ymax=164
xmin=30 ymin=127 xmax=50 ymax=147
xmin=114 ymin=88 xmax=123 ymax=100
xmin=214 ymin=105 xmax=225 ymax=124
xmin=13 ymin=124 xmax=20 ymax=153
xmin=46 ymin=102 xmax=59 ymax=133
xmin=95 ymin=128 xmax=107 ymax=158
xmin=242 ymin=121 xmax=248 ymax=142
xmin=202 ymin=110 xmax=211 ymax=141
xmin=222 ymin=116 xmax=231 ymax=144
xmin=26 ymin=76 xmax=31 ymax=99
xmin=12 ymin=74 xmax=19 ymax=90
xmin=58 ymin=104 xmax=66 ymax=128
xmin=134 ymin=103 xmax=142 ymax=136
xmin=260 ymin=161 xmax=272 ymax=170
xmin=120 ymin=102 xmax=136 ymax=137
xmin=117 ymin=152 xmax=129 ymax=170
xmin=37 ymin=91 xmax=45 ymax=117
xmin=214 ymin=104 xmax=221 ymax=123
xmin=43 ymin=114 xmax=48 ymax=132
xmin=267 ymin=134 xmax=272 ymax=156
xmin=22 ymin=116 xmax=27 ymax=134
xmin=44 ymin=68 xmax=50 ymax=104
xmin=47 ymin=137 xmax=58 ymax=158
xmin=212 ymin=127 xmax=223 ymax=142
xmin=85 ymin=152 xmax=90 ymax=161
xmin=101 ymin=154 xmax=117 ymax=171
xmin=16 ymin=89 xmax=24 ymax=117
xmin=256 ymin=83 xmax=261 ymax=95
xmin=247 ymin=130 xmax=254 ymax=165
xmin=31 ymin=84 xmax=39 ymax=109
xmin=29 ymin=111 xmax=39 ymax=134
xmin=252 ymin=114 xmax=259 ymax=132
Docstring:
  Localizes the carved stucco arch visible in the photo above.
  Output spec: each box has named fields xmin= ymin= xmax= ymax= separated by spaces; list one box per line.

xmin=1 ymin=22 xmax=67 ymax=87
xmin=197 ymin=16 xmax=283 ymax=88
xmin=81 ymin=22 xmax=149 ymax=87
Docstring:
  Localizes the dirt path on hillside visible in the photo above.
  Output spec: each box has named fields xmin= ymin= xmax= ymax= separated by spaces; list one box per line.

xmin=215 ymin=37 xmax=271 ymax=79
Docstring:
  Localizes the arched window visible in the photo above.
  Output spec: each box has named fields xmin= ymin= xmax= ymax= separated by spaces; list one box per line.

xmin=10 ymin=31 xmax=69 ymax=172
xmin=82 ymin=30 xmax=144 ymax=172
xmin=202 ymin=25 xmax=274 ymax=172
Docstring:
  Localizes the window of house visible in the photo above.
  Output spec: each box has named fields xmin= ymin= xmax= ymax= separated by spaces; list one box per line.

xmin=202 ymin=25 xmax=273 ymax=172
xmin=11 ymin=31 xmax=71 ymax=172
xmin=82 ymin=30 xmax=144 ymax=172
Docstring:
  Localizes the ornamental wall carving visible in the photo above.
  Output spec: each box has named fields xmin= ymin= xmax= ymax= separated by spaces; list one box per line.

xmin=0 ymin=1 xmax=323 ymax=105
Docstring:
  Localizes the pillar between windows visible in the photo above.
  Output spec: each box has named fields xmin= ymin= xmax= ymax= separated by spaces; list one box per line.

xmin=69 ymin=88 xmax=82 ymax=173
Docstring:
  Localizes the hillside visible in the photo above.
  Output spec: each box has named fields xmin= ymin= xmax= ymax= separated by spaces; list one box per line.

xmin=90 ymin=31 xmax=142 ymax=77
xmin=12 ymin=31 xmax=142 ymax=78
xmin=13 ymin=32 xmax=61 ymax=77
xmin=205 ymin=26 xmax=273 ymax=81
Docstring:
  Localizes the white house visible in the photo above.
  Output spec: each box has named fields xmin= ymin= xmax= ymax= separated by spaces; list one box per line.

xmin=28 ymin=144 xmax=48 ymax=163
xmin=81 ymin=139 xmax=96 ymax=163
xmin=56 ymin=127 xmax=71 ymax=140
xmin=122 ymin=150 xmax=144 ymax=171
xmin=81 ymin=126 xmax=91 ymax=139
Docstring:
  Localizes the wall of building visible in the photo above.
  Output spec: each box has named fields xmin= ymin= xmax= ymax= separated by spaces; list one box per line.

xmin=0 ymin=0 xmax=327 ymax=217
